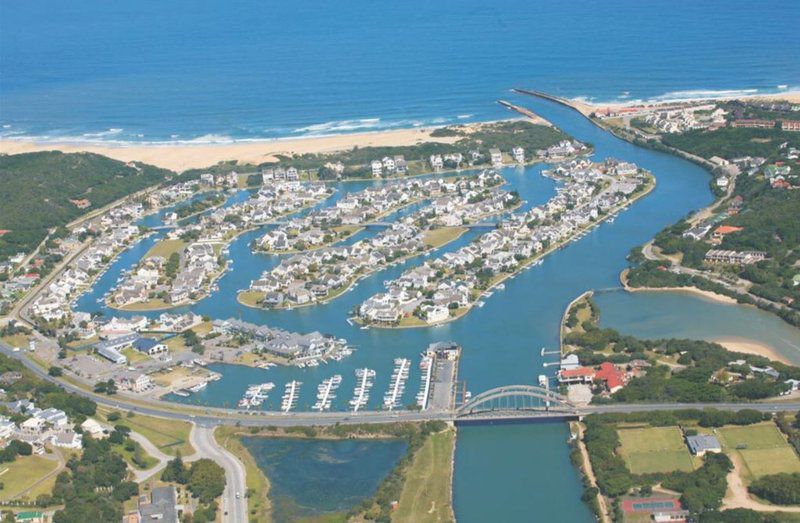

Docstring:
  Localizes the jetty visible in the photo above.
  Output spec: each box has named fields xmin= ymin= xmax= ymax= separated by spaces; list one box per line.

xmin=416 ymin=355 xmax=434 ymax=411
xmin=350 ymin=368 xmax=376 ymax=412
xmin=497 ymin=99 xmax=553 ymax=127
xmin=383 ymin=358 xmax=410 ymax=410
xmin=313 ymin=374 xmax=342 ymax=412
xmin=281 ymin=380 xmax=301 ymax=413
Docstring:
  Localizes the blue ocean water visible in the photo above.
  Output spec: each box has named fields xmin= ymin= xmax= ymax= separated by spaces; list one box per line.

xmin=1 ymin=0 xmax=798 ymax=143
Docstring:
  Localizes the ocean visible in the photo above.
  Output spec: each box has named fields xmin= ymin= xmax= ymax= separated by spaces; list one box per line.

xmin=1 ymin=0 xmax=798 ymax=143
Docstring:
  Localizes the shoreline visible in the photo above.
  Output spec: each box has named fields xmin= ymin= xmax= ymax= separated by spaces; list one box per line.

xmin=567 ymin=89 xmax=800 ymax=117
xmin=711 ymin=336 xmax=792 ymax=365
xmin=0 ymin=122 xmax=487 ymax=172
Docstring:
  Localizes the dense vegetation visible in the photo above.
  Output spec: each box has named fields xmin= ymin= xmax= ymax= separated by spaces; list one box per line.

xmin=50 ymin=437 xmax=137 ymax=523
xmin=661 ymin=128 xmax=800 ymax=160
xmin=748 ymin=473 xmax=800 ymax=505
xmin=0 ymin=152 xmax=173 ymax=260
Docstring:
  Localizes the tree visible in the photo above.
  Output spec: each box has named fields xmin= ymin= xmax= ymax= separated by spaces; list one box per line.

xmin=48 ymin=366 xmax=63 ymax=377
xmin=187 ymin=459 xmax=226 ymax=504
xmin=161 ymin=452 xmax=188 ymax=484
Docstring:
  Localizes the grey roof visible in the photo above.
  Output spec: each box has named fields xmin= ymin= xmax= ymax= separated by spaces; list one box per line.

xmin=687 ymin=434 xmax=721 ymax=454
xmin=140 ymin=486 xmax=177 ymax=523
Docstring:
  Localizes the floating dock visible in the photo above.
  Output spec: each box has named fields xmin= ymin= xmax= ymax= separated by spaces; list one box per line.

xmin=349 ymin=368 xmax=375 ymax=412
xmin=281 ymin=380 xmax=301 ymax=412
xmin=313 ymin=374 xmax=342 ymax=412
xmin=383 ymin=358 xmax=410 ymax=410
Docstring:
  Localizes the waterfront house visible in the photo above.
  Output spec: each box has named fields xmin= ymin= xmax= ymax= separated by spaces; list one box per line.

xmin=429 ymin=155 xmax=444 ymax=170
xmin=512 ymin=146 xmax=525 ymax=163
xmin=489 ymin=148 xmax=503 ymax=166
xmin=371 ymin=160 xmax=383 ymax=177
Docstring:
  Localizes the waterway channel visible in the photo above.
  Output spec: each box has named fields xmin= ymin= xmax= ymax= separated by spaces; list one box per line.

xmin=69 ymin=95 xmax=800 ymax=519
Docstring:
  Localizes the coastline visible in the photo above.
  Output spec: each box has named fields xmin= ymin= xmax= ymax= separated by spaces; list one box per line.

xmin=567 ymin=89 xmax=800 ymax=117
xmin=711 ymin=336 xmax=792 ymax=365
xmin=619 ymin=268 xmax=739 ymax=306
xmin=0 ymin=123 xmax=480 ymax=172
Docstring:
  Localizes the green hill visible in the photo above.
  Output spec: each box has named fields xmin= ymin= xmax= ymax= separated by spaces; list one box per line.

xmin=0 ymin=151 xmax=174 ymax=259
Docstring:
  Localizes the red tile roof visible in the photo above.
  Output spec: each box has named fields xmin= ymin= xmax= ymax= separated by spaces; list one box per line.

xmin=595 ymin=362 xmax=625 ymax=390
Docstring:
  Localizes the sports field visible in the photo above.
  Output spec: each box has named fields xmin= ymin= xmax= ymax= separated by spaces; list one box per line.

xmin=617 ymin=426 xmax=695 ymax=474
xmin=718 ymin=422 xmax=800 ymax=480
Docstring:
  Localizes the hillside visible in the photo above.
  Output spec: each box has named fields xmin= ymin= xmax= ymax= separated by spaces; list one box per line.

xmin=0 ymin=151 xmax=174 ymax=259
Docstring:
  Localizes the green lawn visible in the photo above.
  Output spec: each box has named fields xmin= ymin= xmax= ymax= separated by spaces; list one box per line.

xmin=618 ymin=426 xmax=695 ymax=474
xmin=393 ymin=429 xmax=455 ymax=523
xmin=718 ymin=422 xmax=800 ymax=480
xmin=101 ymin=408 xmax=194 ymax=457
xmin=0 ymin=455 xmax=60 ymax=501
xmin=144 ymin=239 xmax=186 ymax=259
xmin=422 ymin=227 xmax=468 ymax=249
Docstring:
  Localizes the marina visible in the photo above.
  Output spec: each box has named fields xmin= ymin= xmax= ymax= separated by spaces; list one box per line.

xmin=281 ymin=380 xmax=302 ymax=413
xmin=238 ymin=383 xmax=275 ymax=409
xmin=383 ymin=358 xmax=410 ymax=410
xmin=416 ymin=355 xmax=433 ymax=411
xmin=313 ymin=375 xmax=343 ymax=412
xmin=349 ymin=368 xmax=376 ymax=412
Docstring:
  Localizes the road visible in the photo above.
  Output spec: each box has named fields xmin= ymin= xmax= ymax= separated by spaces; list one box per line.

xmin=192 ymin=424 xmax=247 ymax=523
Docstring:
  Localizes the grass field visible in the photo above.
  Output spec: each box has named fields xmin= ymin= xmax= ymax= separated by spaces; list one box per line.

xmin=238 ymin=290 xmax=264 ymax=307
xmin=121 ymin=347 xmax=151 ymax=364
xmin=0 ymin=455 xmax=60 ymax=501
xmin=718 ymin=422 xmax=800 ymax=480
xmin=393 ymin=429 xmax=455 ymax=523
xmin=422 ymin=227 xmax=468 ymax=249
xmin=1 ymin=334 xmax=29 ymax=350
xmin=618 ymin=426 xmax=695 ymax=474
xmin=101 ymin=408 xmax=194 ymax=457
xmin=144 ymin=239 xmax=186 ymax=259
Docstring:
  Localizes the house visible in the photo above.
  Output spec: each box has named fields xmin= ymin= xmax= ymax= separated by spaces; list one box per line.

xmin=81 ymin=418 xmax=109 ymax=439
xmin=132 ymin=337 xmax=168 ymax=356
xmin=370 ymin=160 xmax=383 ymax=177
xmin=512 ymin=146 xmax=525 ymax=163
xmin=115 ymin=371 xmax=153 ymax=393
xmin=489 ymin=148 xmax=503 ymax=166
xmin=594 ymin=362 xmax=626 ymax=393
xmin=51 ymin=430 xmax=83 ymax=449
xmin=421 ymin=304 xmax=449 ymax=324
xmin=686 ymin=434 xmax=722 ymax=456
xmin=558 ymin=366 xmax=595 ymax=385
xmin=429 ymin=155 xmax=444 ymax=170
xmin=139 ymin=485 xmax=178 ymax=523
xmin=782 ymin=120 xmax=800 ymax=132
xmin=705 ymin=249 xmax=766 ymax=265
xmin=712 ymin=225 xmax=743 ymax=242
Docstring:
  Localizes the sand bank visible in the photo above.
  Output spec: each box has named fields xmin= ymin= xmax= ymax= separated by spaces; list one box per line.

xmin=712 ymin=336 xmax=791 ymax=365
xmin=0 ymin=125 xmax=468 ymax=172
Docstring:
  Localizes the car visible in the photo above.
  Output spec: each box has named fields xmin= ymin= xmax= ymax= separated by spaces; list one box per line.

xmin=12 ymin=347 xmax=20 ymax=352
xmin=235 ymin=492 xmax=241 ymax=499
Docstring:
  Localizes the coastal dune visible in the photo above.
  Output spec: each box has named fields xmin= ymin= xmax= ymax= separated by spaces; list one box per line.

xmin=0 ymin=126 xmax=466 ymax=172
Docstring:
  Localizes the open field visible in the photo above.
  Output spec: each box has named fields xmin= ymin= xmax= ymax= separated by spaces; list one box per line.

xmin=0 ymin=455 xmax=60 ymax=501
xmin=718 ymin=422 xmax=800 ymax=480
xmin=393 ymin=429 xmax=455 ymax=523
xmin=121 ymin=347 xmax=151 ymax=364
xmin=617 ymin=426 xmax=695 ymax=474
xmin=0 ymin=334 xmax=29 ymax=350
xmin=144 ymin=239 xmax=186 ymax=259
xmin=422 ymin=227 xmax=468 ymax=249
xmin=100 ymin=407 xmax=194 ymax=457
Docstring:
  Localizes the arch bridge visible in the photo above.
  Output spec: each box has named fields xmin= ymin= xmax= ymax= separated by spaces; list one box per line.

xmin=455 ymin=384 xmax=578 ymax=420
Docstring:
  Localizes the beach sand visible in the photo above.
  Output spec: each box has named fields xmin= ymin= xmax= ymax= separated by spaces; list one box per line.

xmin=0 ymin=124 xmax=472 ymax=172
xmin=712 ymin=336 xmax=791 ymax=365
xmin=569 ymin=89 xmax=800 ymax=117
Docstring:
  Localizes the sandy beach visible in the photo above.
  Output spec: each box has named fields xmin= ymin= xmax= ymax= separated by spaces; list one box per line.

xmin=569 ymin=89 xmax=800 ymax=117
xmin=712 ymin=335 xmax=791 ymax=365
xmin=0 ymin=125 xmax=469 ymax=172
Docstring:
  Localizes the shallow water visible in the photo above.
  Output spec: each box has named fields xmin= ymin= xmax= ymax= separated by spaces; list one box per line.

xmin=241 ymin=437 xmax=407 ymax=522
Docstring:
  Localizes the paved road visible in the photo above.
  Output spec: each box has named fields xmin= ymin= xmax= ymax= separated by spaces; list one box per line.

xmin=192 ymin=425 xmax=247 ymax=523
